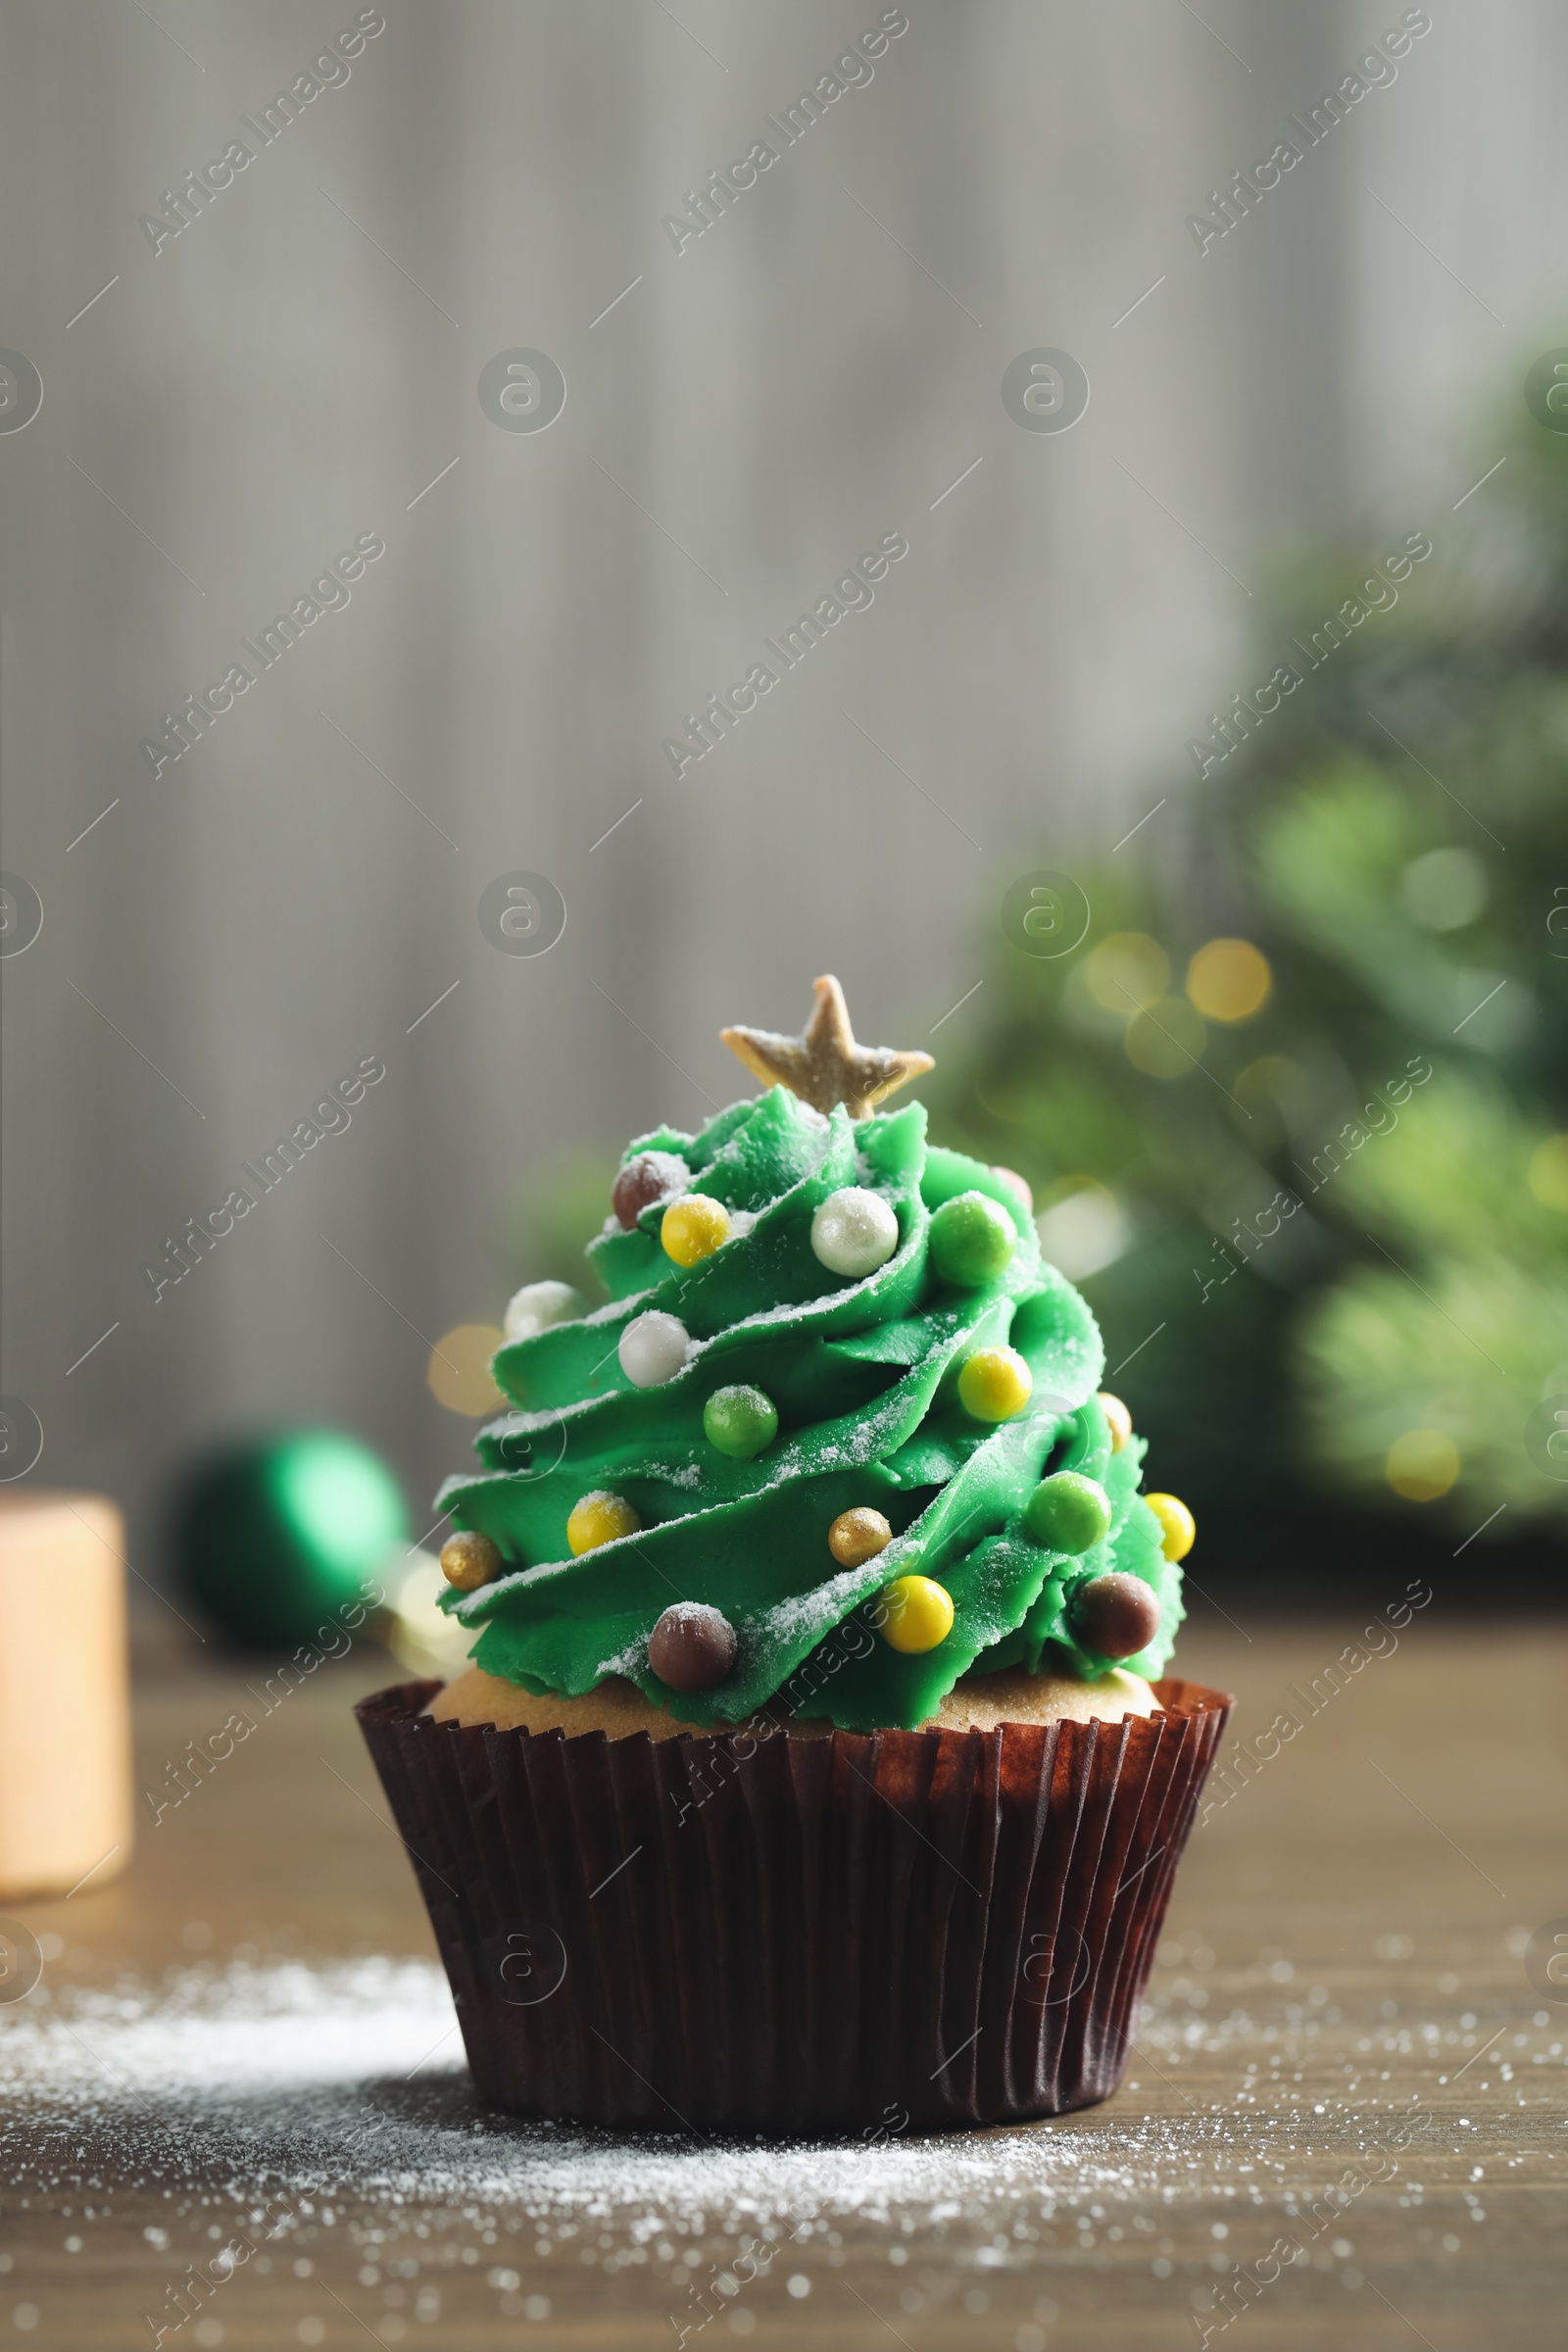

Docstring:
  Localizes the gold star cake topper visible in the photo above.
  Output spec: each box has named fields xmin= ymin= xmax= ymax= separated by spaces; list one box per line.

xmin=720 ymin=974 xmax=934 ymax=1120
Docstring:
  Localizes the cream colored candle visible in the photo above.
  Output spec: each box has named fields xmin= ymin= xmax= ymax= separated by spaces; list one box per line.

xmin=0 ymin=1490 xmax=132 ymax=1899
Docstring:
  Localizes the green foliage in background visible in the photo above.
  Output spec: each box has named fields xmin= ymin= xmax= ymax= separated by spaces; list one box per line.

xmin=934 ymin=388 xmax=1568 ymax=1577
xmin=510 ymin=1149 xmax=618 ymax=1297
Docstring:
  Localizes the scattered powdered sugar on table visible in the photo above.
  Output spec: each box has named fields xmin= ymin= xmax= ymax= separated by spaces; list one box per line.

xmin=0 ymin=1955 xmax=1211 ymax=2228
xmin=2 ymin=1957 xmax=452 ymax=2102
xmin=1 ymin=1950 xmax=1552 ymax=2343
xmin=2 ymin=1950 xmax=1550 ymax=2280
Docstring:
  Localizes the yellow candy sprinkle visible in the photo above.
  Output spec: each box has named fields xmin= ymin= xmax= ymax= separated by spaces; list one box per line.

xmin=875 ymin=1573 xmax=955 ymax=1654
xmin=956 ymin=1345 xmax=1033 ymax=1423
xmin=661 ymin=1194 xmax=731 ymax=1266
xmin=1146 ymin=1492 xmax=1195 ymax=1561
xmin=566 ymin=1490 xmax=641 ymax=1554
xmin=1099 ymin=1392 xmax=1132 ymax=1452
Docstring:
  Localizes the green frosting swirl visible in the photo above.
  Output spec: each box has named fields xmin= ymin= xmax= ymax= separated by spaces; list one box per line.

xmin=437 ymin=1087 xmax=1183 ymax=1731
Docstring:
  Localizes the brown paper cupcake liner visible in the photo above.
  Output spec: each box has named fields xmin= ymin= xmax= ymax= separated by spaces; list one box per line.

xmin=355 ymin=1677 xmax=1231 ymax=2134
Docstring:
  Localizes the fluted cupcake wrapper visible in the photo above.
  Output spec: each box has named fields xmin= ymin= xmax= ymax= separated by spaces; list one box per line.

xmin=355 ymin=1678 xmax=1231 ymax=2134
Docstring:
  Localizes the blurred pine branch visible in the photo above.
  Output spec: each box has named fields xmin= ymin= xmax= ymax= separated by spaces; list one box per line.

xmin=935 ymin=382 xmax=1568 ymax=1581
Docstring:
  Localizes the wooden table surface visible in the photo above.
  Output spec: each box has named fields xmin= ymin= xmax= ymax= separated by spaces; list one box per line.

xmin=2 ymin=1598 xmax=1564 ymax=2350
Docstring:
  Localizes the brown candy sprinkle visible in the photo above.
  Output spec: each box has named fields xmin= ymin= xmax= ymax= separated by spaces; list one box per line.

xmin=440 ymin=1530 xmax=503 ymax=1592
xmin=1070 ymin=1570 xmax=1160 ymax=1659
xmin=648 ymin=1601 xmax=738 ymax=1692
xmin=612 ymin=1150 xmax=691 ymax=1231
xmin=827 ymin=1506 xmax=893 ymax=1568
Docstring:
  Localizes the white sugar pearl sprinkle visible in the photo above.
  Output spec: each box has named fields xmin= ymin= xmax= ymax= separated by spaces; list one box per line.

xmin=503 ymin=1280 xmax=584 ymax=1344
xmin=618 ymin=1310 xmax=691 ymax=1388
xmin=810 ymin=1187 xmax=899 ymax=1279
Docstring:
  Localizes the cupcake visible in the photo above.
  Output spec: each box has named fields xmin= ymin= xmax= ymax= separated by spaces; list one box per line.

xmin=358 ymin=977 xmax=1229 ymax=2132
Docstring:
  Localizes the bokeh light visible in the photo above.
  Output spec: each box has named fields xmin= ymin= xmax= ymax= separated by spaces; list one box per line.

xmin=1401 ymin=847 xmax=1487 ymax=932
xmin=1186 ymin=937 xmax=1272 ymax=1022
xmin=427 ymin=1323 xmax=506 ymax=1416
xmin=378 ymin=1548 xmax=474 ymax=1677
xmin=1528 ymin=1135 xmax=1568 ymax=1211
xmin=1085 ymin=932 xmax=1170 ymax=1012
xmin=1034 ymin=1177 xmax=1133 ymax=1279
xmin=1124 ymin=996 xmax=1206 ymax=1078
xmin=1233 ymin=1054 xmax=1312 ymax=1141
xmin=1385 ymin=1428 xmax=1460 ymax=1501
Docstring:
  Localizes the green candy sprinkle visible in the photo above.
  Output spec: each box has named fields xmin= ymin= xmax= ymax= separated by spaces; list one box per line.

xmin=1023 ymin=1469 xmax=1112 ymax=1555
xmin=928 ymin=1190 xmax=1017 ymax=1286
xmin=703 ymin=1383 xmax=779 ymax=1460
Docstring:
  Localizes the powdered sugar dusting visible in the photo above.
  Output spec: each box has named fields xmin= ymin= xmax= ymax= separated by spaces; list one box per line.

xmin=0 ymin=1943 xmax=1549 ymax=2333
xmin=750 ymin=1560 xmax=879 ymax=1649
xmin=2 ymin=1956 xmax=1159 ymax=2223
xmin=2 ymin=1957 xmax=450 ymax=2101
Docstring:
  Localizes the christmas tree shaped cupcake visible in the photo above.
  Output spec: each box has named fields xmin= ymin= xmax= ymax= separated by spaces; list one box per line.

xmin=360 ymin=979 xmax=1229 ymax=2132
xmin=433 ymin=975 xmax=1190 ymax=1735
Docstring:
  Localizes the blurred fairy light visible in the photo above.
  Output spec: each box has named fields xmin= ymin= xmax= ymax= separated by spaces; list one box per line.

xmin=1084 ymin=931 xmax=1169 ymax=1012
xmin=1036 ymin=1178 xmax=1133 ymax=1280
xmin=1124 ymin=996 xmax=1206 ymax=1078
xmin=377 ymin=1547 xmax=473 ymax=1678
xmin=1077 ymin=933 xmax=1273 ymax=1081
xmin=1528 ymin=1135 xmax=1568 ymax=1210
xmin=1401 ymin=847 xmax=1488 ymax=932
xmin=1186 ymin=938 xmax=1273 ymax=1022
xmin=426 ymin=1322 xmax=506 ymax=1416
xmin=1385 ymin=1429 xmax=1460 ymax=1502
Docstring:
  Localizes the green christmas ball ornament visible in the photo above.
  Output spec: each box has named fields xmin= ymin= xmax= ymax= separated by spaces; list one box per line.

xmin=928 ymin=1190 xmax=1017 ymax=1286
xmin=172 ymin=1428 xmax=409 ymax=1648
xmin=702 ymin=1384 xmax=778 ymax=1460
xmin=1023 ymin=1470 xmax=1112 ymax=1556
